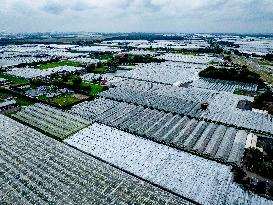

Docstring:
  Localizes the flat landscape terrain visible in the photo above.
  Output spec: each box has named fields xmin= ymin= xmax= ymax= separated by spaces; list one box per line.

xmin=1 ymin=32 xmax=273 ymax=204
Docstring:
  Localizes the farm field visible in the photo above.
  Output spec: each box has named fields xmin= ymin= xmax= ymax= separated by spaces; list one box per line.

xmin=99 ymin=81 xmax=273 ymax=135
xmin=190 ymin=78 xmax=258 ymax=93
xmin=0 ymin=115 xmax=192 ymax=205
xmin=11 ymin=103 xmax=90 ymax=139
xmin=80 ymin=82 xmax=105 ymax=96
xmin=48 ymin=95 xmax=81 ymax=107
xmin=70 ymin=98 xmax=248 ymax=165
xmin=37 ymin=60 xmax=83 ymax=70
xmin=1 ymin=34 xmax=273 ymax=203
xmin=117 ymin=62 xmax=205 ymax=85
xmin=5 ymin=66 xmax=85 ymax=79
xmin=156 ymin=54 xmax=217 ymax=64
xmin=65 ymin=123 xmax=272 ymax=205
xmin=0 ymin=72 xmax=29 ymax=85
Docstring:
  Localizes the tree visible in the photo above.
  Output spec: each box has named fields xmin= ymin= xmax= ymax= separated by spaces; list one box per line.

xmin=97 ymin=62 xmax=103 ymax=68
xmin=232 ymin=166 xmax=246 ymax=184
xmin=86 ymin=64 xmax=96 ymax=73
xmin=264 ymin=53 xmax=273 ymax=61
xmin=257 ymin=181 xmax=267 ymax=194
xmin=73 ymin=77 xmax=82 ymax=86
xmin=69 ymin=76 xmax=82 ymax=88
xmin=30 ymin=79 xmax=44 ymax=86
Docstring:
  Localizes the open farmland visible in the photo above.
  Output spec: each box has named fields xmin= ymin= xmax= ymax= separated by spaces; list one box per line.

xmin=99 ymin=80 xmax=212 ymax=117
xmin=5 ymin=66 xmax=85 ymax=79
xmin=190 ymin=78 xmax=258 ymax=93
xmin=65 ymin=123 xmax=272 ymax=205
xmin=0 ymin=72 xmax=29 ymax=85
xmin=69 ymin=98 xmax=122 ymax=121
xmin=0 ymin=115 xmax=193 ymax=205
xmin=100 ymin=78 xmax=251 ymax=108
xmin=69 ymin=57 xmax=100 ymax=64
xmin=99 ymin=80 xmax=273 ymax=135
xmin=1 ymin=33 xmax=273 ymax=204
xmin=201 ymin=94 xmax=273 ymax=134
xmin=156 ymin=54 xmax=217 ymax=64
xmin=110 ymin=78 xmax=218 ymax=103
xmin=11 ymin=103 xmax=90 ymax=140
xmin=70 ymin=98 xmax=248 ymax=165
xmin=37 ymin=60 xmax=83 ymax=70
xmin=116 ymin=62 xmax=206 ymax=85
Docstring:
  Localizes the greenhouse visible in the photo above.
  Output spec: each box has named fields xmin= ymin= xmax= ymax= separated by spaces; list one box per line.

xmin=65 ymin=123 xmax=272 ymax=205
xmin=70 ymin=98 xmax=249 ymax=165
xmin=11 ymin=103 xmax=90 ymax=139
xmin=190 ymin=78 xmax=258 ymax=93
xmin=0 ymin=115 xmax=192 ymax=205
xmin=116 ymin=62 xmax=205 ymax=85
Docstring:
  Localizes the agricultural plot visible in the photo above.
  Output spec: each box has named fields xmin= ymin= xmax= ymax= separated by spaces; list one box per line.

xmin=0 ymin=72 xmax=29 ymax=85
xmin=201 ymin=94 xmax=273 ymax=134
xmin=99 ymin=86 xmax=202 ymax=117
xmin=0 ymin=115 xmax=192 ymax=205
xmin=127 ymin=50 xmax=156 ymax=56
xmin=86 ymin=99 xmax=248 ymax=165
xmin=81 ymin=73 xmax=103 ymax=82
xmin=69 ymin=98 xmax=122 ymax=121
xmin=99 ymin=81 xmax=248 ymax=118
xmin=190 ymin=78 xmax=258 ymax=93
xmin=65 ymin=123 xmax=272 ymax=205
xmin=11 ymin=103 xmax=90 ymax=139
xmin=116 ymin=62 xmax=205 ymax=85
xmin=99 ymin=82 xmax=273 ymax=135
xmin=69 ymin=57 xmax=100 ymax=64
xmin=156 ymin=54 xmax=216 ymax=64
xmin=0 ymin=56 xmax=52 ymax=67
xmin=201 ymin=105 xmax=273 ymax=135
xmin=37 ymin=60 xmax=83 ymax=70
xmin=25 ymin=85 xmax=74 ymax=98
xmin=113 ymin=78 xmax=218 ymax=102
xmin=5 ymin=66 xmax=85 ymax=79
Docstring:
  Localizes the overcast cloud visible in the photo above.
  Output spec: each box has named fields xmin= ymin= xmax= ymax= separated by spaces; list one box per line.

xmin=0 ymin=0 xmax=272 ymax=33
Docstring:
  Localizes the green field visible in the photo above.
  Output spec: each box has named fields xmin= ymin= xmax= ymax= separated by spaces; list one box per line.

xmin=38 ymin=60 xmax=83 ymax=70
xmin=50 ymin=95 xmax=81 ymax=107
xmin=81 ymin=82 xmax=105 ymax=96
xmin=0 ymin=73 xmax=29 ymax=85
xmin=37 ymin=94 xmax=81 ymax=107
xmin=257 ymin=60 xmax=273 ymax=66
xmin=0 ymin=91 xmax=10 ymax=97
xmin=0 ymin=91 xmax=34 ymax=107
xmin=15 ymin=98 xmax=35 ymax=106
xmin=233 ymin=90 xmax=245 ymax=96
xmin=93 ymin=67 xmax=106 ymax=73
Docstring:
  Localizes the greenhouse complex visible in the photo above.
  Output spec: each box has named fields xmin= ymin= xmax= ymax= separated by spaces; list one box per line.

xmin=1 ymin=33 xmax=273 ymax=204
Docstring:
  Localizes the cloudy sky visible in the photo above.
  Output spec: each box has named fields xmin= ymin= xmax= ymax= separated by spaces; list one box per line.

xmin=0 ymin=0 xmax=272 ymax=33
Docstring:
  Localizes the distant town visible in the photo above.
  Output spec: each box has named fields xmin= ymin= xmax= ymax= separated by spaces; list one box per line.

xmin=1 ymin=32 xmax=273 ymax=205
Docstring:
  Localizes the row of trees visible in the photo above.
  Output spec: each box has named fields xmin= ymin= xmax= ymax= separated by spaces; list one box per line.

xmin=245 ymin=148 xmax=273 ymax=181
xmin=264 ymin=53 xmax=273 ymax=61
xmin=199 ymin=66 xmax=262 ymax=84
xmin=253 ymin=90 xmax=273 ymax=114
xmin=233 ymin=145 xmax=273 ymax=199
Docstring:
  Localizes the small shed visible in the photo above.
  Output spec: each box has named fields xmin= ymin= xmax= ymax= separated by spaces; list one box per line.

xmin=245 ymin=133 xmax=258 ymax=149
